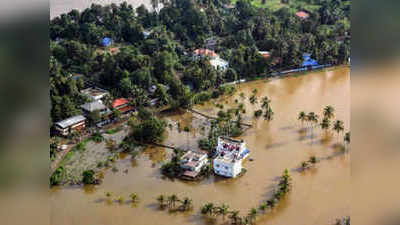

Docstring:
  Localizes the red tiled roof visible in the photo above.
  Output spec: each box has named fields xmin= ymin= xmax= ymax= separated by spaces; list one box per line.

xmin=117 ymin=105 xmax=135 ymax=113
xmin=183 ymin=170 xmax=199 ymax=178
xmin=296 ymin=11 xmax=309 ymax=19
xmin=112 ymin=98 xmax=129 ymax=108
xmin=184 ymin=161 xmax=198 ymax=168
xmin=193 ymin=48 xmax=218 ymax=58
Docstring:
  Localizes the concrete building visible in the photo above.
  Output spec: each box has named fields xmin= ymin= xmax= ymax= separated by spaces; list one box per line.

xmin=213 ymin=137 xmax=250 ymax=178
xmin=180 ymin=151 xmax=208 ymax=178
xmin=193 ymin=48 xmax=229 ymax=71
xmin=112 ymin=98 xmax=135 ymax=115
xmin=80 ymin=87 xmax=108 ymax=102
xmin=54 ymin=115 xmax=86 ymax=136
xmin=80 ymin=101 xmax=110 ymax=115
xmin=259 ymin=51 xmax=271 ymax=59
xmin=210 ymin=57 xmax=229 ymax=71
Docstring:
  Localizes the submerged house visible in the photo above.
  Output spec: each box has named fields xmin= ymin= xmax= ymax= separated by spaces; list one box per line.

xmin=180 ymin=151 xmax=209 ymax=178
xmin=213 ymin=137 xmax=250 ymax=178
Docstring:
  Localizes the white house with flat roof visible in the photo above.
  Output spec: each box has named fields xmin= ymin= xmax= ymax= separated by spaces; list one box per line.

xmin=80 ymin=87 xmax=108 ymax=102
xmin=180 ymin=151 xmax=208 ymax=178
xmin=213 ymin=137 xmax=250 ymax=178
xmin=210 ymin=57 xmax=229 ymax=71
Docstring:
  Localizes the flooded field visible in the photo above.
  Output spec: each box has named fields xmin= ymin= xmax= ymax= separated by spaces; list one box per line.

xmin=50 ymin=66 xmax=350 ymax=225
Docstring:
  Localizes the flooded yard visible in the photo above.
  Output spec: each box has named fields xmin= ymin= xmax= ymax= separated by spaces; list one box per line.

xmin=50 ymin=66 xmax=350 ymax=225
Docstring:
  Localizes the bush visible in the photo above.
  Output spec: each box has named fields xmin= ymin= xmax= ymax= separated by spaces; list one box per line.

xmin=82 ymin=169 xmax=97 ymax=184
xmin=50 ymin=166 xmax=64 ymax=186
xmin=254 ymin=110 xmax=263 ymax=117
xmin=92 ymin=132 xmax=104 ymax=143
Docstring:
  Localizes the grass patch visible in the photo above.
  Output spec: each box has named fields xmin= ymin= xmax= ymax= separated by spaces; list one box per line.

xmin=106 ymin=127 xmax=122 ymax=134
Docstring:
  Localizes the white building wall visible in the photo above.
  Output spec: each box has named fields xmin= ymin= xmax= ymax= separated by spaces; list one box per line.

xmin=213 ymin=159 xmax=242 ymax=178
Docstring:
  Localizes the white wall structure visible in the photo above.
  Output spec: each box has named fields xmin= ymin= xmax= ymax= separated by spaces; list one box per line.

xmin=213 ymin=137 xmax=250 ymax=178
xmin=210 ymin=57 xmax=229 ymax=71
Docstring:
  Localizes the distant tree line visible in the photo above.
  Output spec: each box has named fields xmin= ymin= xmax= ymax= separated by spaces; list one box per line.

xmin=50 ymin=0 xmax=350 ymax=124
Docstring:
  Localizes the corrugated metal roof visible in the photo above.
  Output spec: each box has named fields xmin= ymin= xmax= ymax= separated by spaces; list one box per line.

xmin=55 ymin=115 xmax=86 ymax=129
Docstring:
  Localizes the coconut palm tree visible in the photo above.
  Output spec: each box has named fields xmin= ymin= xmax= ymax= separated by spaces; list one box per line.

xmin=258 ymin=203 xmax=268 ymax=213
xmin=307 ymin=112 xmax=319 ymax=140
xmin=117 ymin=196 xmax=124 ymax=203
xmin=344 ymin=131 xmax=350 ymax=150
xmin=105 ymin=191 xmax=112 ymax=198
xmin=266 ymin=198 xmax=276 ymax=208
xmin=217 ymin=203 xmax=230 ymax=221
xmin=333 ymin=120 xmax=344 ymax=141
xmin=323 ymin=105 xmax=335 ymax=119
xmin=301 ymin=161 xmax=310 ymax=170
xmin=168 ymin=194 xmax=179 ymax=208
xmin=261 ymin=96 xmax=271 ymax=109
xmin=239 ymin=92 xmax=245 ymax=100
xmin=298 ymin=111 xmax=306 ymax=127
xmin=157 ymin=194 xmax=165 ymax=208
xmin=309 ymin=156 xmax=317 ymax=164
xmin=249 ymin=95 xmax=257 ymax=104
xmin=344 ymin=131 xmax=350 ymax=144
xmin=130 ymin=193 xmax=139 ymax=203
xmin=248 ymin=208 xmax=258 ymax=224
xmin=264 ymin=106 xmax=274 ymax=122
xmin=252 ymin=88 xmax=258 ymax=95
xmin=320 ymin=117 xmax=330 ymax=133
xmin=229 ymin=210 xmax=241 ymax=224
xmin=201 ymin=203 xmax=215 ymax=217
xmin=180 ymin=197 xmax=193 ymax=211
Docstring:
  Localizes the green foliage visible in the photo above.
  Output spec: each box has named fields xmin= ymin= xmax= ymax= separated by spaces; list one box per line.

xmin=130 ymin=116 xmax=166 ymax=143
xmin=82 ymin=169 xmax=96 ymax=184
xmin=91 ymin=132 xmax=104 ymax=143
xmin=254 ymin=109 xmax=263 ymax=117
xmin=50 ymin=166 xmax=65 ymax=186
xmin=50 ymin=0 xmax=350 ymax=130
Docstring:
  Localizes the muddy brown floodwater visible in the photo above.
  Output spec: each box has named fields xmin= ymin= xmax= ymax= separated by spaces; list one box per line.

xmin=50 ymin=66 xmax=350 ymax=225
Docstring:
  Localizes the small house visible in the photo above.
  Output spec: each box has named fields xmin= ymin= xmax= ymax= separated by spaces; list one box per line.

xmin=192 ymin=48 xmax=218 ymax=60
xmin=80 ymin=101 xmax=110 ymax=115
xmin=259 ymin=51 xmax=271 ymax=59
xmin=302 ymin=53 xmax=319 ymax=68
xmin=180 ymin=151 xmax=209 ymax=178
xmin=80 ymin=87 xmax=108 ymax=102
xmin=210 ymin=57 xmax=229 ymax=71
xmin=54 ymin=115 xmax=86 ymax=136
xmin=112 ymin=98 xmax=135 ymax=114
xmin=296 ymin=11 xmax=310 ymax=19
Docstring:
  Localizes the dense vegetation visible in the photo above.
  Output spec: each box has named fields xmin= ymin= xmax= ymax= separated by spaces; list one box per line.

xmin=50 ymin=0 xmax=350 ymax=125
